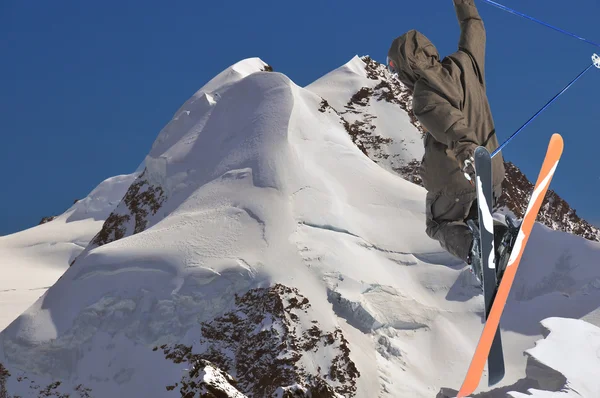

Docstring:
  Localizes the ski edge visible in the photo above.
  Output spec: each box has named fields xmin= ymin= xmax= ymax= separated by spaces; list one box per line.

xmin=474 ymin=146 xmax=505 ymax=385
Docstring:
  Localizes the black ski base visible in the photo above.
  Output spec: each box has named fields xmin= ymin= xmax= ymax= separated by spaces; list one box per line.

xmin=473 ymin=146 xmax=505 ymax=385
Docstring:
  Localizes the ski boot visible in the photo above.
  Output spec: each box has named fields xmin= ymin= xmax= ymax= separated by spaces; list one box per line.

xmin=494 ymin=214 xmax=521 ymax=286
xmin=466 ymin=219 xmax=483 ymax=288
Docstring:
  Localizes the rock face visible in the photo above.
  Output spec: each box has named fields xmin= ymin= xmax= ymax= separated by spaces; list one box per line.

xmin=90 ymin=172 xmax=165 ymax=248
xmin=158 ymin=284 xmax=358 ymax=398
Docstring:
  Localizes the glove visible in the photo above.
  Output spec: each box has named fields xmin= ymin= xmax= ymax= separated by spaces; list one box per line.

xmin=454 ymin=142 xmax=477 ymax=184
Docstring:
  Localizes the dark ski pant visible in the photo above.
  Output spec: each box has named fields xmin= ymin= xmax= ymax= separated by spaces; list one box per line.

xmin=425 ymin=185 xmax=502 ymax=263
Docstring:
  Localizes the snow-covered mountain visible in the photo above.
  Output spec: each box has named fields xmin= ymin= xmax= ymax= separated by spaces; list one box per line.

xmin=1 ymin=56 xmax=599 ymax=398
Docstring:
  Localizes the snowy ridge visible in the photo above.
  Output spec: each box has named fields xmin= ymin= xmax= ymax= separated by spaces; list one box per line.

xmin=1 ymin=56 xmax=600 ymax=398
xmin=0 ymin=172 xmax=137 ymax=331
xmin=149 ymin=57 xmax=272 ymax=180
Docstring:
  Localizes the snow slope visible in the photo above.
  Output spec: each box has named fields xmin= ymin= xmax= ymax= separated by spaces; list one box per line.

xmin=306 ymin=56 xmax=424 ymax=180
xmin=0 ymin=173 xmax=137 ymax=331
xmin=1 ymin=56 xmax=599 ymax=398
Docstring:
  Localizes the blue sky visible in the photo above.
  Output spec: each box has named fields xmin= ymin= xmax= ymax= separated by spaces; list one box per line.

xmin=1 ymin=0 xmax=599 ymax=235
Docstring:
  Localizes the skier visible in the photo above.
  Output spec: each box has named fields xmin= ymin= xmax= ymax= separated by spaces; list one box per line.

xmin=385 ymin=0 xmax=513 ymax=284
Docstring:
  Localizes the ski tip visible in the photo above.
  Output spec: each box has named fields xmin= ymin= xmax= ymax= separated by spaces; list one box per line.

xmin=475 ymin=146 xmax=491 ymax=159
xmin=550 ymin=133 xmax=564 ymax=148
xmin=488 ymin=369 xmax=506 ymax=386
xmin=548 ymin=133 xmax=564 ymax=158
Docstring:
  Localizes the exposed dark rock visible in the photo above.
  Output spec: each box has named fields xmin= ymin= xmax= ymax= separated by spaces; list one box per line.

xmin=0 ymin=363 xmax=9 ymax=398
xmin=361 ymin=56 xmax=423 ymax=135
xmin=39 ymin=216 xmax=56 ymax=225
xmin=158 ymin=284 xmax=359 ymax=397
xmin=90 ymin=170 xmax=165 ymax=248
xmin=92 ymin=213 xmax=131 ymax=247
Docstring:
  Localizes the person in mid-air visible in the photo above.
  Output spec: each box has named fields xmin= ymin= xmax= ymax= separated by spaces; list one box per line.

xmin=385 ymin=0 xmax=511 ymax=284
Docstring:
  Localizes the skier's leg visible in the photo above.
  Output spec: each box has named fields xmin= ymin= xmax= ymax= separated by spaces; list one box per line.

xmin=425 ymin=191 xmax=477 ymax=263
xmin=489 ymin=182 xmax=520 ymax=280
xmin=492 ymin=183 xmax=503 ymax=209
xmin=494 ymin=222 xmax=508 ymax=255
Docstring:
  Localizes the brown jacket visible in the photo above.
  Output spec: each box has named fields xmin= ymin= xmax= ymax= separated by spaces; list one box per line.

xmin=388 ymin=0 xmax=505 ymax=196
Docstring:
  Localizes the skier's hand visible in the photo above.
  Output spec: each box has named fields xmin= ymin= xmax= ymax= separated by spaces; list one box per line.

xmin=455 ymin=142 xmax=477 ymax=185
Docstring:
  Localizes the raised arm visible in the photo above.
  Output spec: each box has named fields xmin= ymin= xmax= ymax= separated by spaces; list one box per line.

xmin=454 ymin=0 xmax=486 ymax=82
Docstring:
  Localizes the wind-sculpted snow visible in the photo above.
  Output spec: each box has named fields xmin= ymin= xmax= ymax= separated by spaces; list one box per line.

xmin=65 ymin=174 xmax=140 ymax=223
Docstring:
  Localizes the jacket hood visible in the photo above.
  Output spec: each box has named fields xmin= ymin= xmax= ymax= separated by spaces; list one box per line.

xmin=387 ymin=30 xmax=440 ymax=90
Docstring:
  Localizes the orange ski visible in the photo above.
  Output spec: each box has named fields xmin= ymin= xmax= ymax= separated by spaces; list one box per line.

xmin=457 ymin=133 xmax=564 ymax=397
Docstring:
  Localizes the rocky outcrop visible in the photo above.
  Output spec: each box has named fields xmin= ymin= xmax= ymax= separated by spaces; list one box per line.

xmin=90 ymin=170 xmax=165 ymax=248
xmin=38 ymin=216 xmax=56 ymax=225
xmin=361 ymin=56 xmax=423 ymax=134
xmin=158 ymin=284 xmax=359 ymax=398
